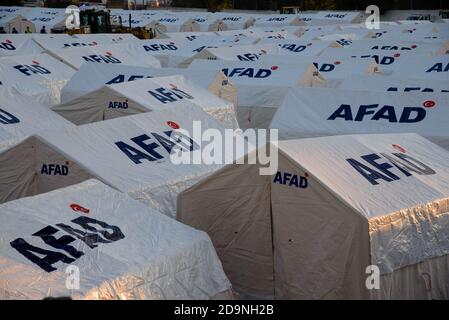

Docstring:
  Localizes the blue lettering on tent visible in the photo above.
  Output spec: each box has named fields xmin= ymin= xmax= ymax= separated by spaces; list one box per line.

xmin=222 ymin=67 xmax=272 ymax=78
xmin=115 ymin=130 xmax=200 ymax=164
xmin=327 ymin=104 xmax=427 ymax=123
xmin=10 ymin=216 xmax=125 ymax=272
xmin=0 ymin=108 xmax=20 ymax=124
xmin=346 ymin=152 xmax=436 ymax=185
xmin=273 ymin=171 xmax=308 ymax=188
xmin=13 ymin=64 xmax=51 ymax=76
xmin=426 ymin=63 xmax=449 ymax=73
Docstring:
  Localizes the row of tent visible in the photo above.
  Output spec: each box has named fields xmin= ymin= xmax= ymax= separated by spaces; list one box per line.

xmin=2 ymin=6 xmax=448 ymax=35
xmin=0 ymin=13 xmax=449 ymax=300
xmin=0 ymin=7 xmax=368 ymax=34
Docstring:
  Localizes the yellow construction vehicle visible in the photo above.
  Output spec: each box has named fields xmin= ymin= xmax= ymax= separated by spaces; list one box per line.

xmin=66 ymin=9 xmax=153 ymax=39
xmin=281 ymin=6 xmax=301 ymax=14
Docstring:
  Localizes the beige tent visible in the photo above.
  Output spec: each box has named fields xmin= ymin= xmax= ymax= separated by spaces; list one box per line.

xmin=0 ymin=14 xmax=35 ymax=33
xmin=147 ymin=17 xmax=201 ymax=38
xmin=178 ymin=133 xmax=449 ymax=299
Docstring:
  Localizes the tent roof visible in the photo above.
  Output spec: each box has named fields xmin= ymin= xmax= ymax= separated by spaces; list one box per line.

xmin=0 ymin=52 xmax=76 ymax=105
xmin=0 ymin=34 xmax=43 ymax=57
xmin=46 ymin=43 xmax=161 ymax=70
xmin=271 ymin=87 xmax=449 ymax=146
xmin=278 ymin=133 xmax=449 ymax=219
xmin=0 ymin=179 xmax=230 ymax=299
xmin=38 ymin=105 xmax=234 ymax=194
xmin=0 ymin=87 xmax=73 ymax=142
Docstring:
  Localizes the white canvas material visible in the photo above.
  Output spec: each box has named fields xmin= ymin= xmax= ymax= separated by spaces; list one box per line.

xmin=0 ymin=87 xmax=73 ymax=143
xmin=339 ymin=74 xmax=449 ymax=93
xmin=0 ymin=179 xmax=232 ymax=300
xmin=0 ymin=34 xmax=42 ymax=57
xmin=0 ymin=106 xmax=249 ymax=217
xmin=178 ymin=133 xmax=449 ymax=299
xmin=45 ymin=44 xmax=161 ymax=70
xmin=270 ymin=87 xmax=449 ymax=151
xmin=55 ymin=75 xmax=238 ymax=128
xmin=386 ymin=55 xmax=449 ymax=80
xmin=60 ymin=63 xmax=237 ymax=108
xmin=188 ymin=59 xmax=326 ymax=128
xmin=0 ymin=53 xmax=75 ymax=105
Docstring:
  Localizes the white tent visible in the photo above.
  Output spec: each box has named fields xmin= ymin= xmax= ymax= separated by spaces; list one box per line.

xmin=126 ymin=39 xmax=188 ymax=67
xmin=386 ymin=55 xmax=449 ymax=80
xmin=45 ymin=43 xmax=161 ymax=70
xmin=60 ymin=63 xmax=237 ymax=109
xmin=210 ymin=13 xmax=255 ymax=31
xmin=0 ymin=53 xmax=75 ymax=105
xmin=259 ymin=55 xmax=380 ymax=87
xmin=55 ymin=75 xmax=237 ymax=128
xmin=0 ymin=87 xmax=73 ymax=143
xmin=166 ymin=36 xmax=259 ymax=68
xmin=258 ymin=38 xmax=330 ymax=56
xmin=0 ymin=14 xmax=35 ymax=33
xmin=0 ymin=34 xmax=42 ymax=57
xmin=319 ymin=47 xmax=416 ymax=67
xmin=32 ymin=34 xmax=103 ymax=51
xmin=147 ymin=15 xmax=201 ymax=38
xmin=252 ymin=14 xmax=305 ymax=28
xmin=270 ymin=87 xmax=449 ymax=150
xmin=188 ymin=60 xmax=326 ymax=128
xmin=74 ymin=33 xmax=141 ymax=44
xmin=339 ymin=74 xmax=449 ymax=93
xmin=0 ymin=179 xmax=232 ymax=300
xmin=178 ymin=132 xmax=449 ymax=299
xmin=179 ymin=43 xmax=278 ymax=68
xmin=313 ymin=11 xmax=365 ymax=24
xmin=0 ymin=106 xmax=247 ymax=217
xmin=247 ymin=26 xmax=304 ymax=39
xmin=346 ymin=39 xmax=445 ymax=56
xmin=20 ymin=8 xmax=67 ymax=33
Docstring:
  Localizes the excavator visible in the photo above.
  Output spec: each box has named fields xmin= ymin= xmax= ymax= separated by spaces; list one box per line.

xmin=66 ymin=8 xmax=153 ymax=39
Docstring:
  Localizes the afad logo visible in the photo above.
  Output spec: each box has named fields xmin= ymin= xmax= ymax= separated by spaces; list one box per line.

xmin=346 ymin=144 xmax=436 ymax=186
xmin=143 ymin=42 xmax=178 ymax=52
xmin=267 ymin=17 xmax=287 ymax=22
xmin=63 ymin=41 xmax=98 ymax=48
xmin=13 ymin=60 xmax=52 ymax=77
xmin=82 ymin=51 xmax=122 ymax=64
xmin=279 ymin=43 xmax=313 ymax=53
xmin=236 ymin=49 xmax=268 ymax=61
xmin=159 ymin=18 xmax=178 ymax=23
xmin=222 ymin=65 xmax=278 ymax=78
xmin=313 ymin=61 xmax=341 ymax=73
xmin=387 ymin=87 xmax=449 ymax=93
xmin=0 ymin=39 xmax=16 ymax=51
xmin=40 ymin=161 xmax=69 ymax=176
xmin=325 ymin=13 xmax=347 ymax=19
xmin=147 ymin=84 xmax=194 ymax=104
xmin=327 ymin=100 xmax=436 ymax=123
xmin=115 ymin=121 xmax=200 ymax=165
xmin=106 ymin=74 xmax=152 ymax=85
xmin=108 ymin=99 xmax=129 ymax=109
xmin=10 ymin=208 xmax=124 ymax=272
xmin=222 ymin=17 xmax=241 ymax=22
xmin=354 ymin=53 xmax=399 ymax=65
xmin=0 ymin=108 xmax=20 ymax=125
xmin=273 ymin=171 xmax=309 ymax=189
xmin=370 ymin=44 xmax=417 ymax=51
xmin=426 ymin=62 xmax=449 ymax=73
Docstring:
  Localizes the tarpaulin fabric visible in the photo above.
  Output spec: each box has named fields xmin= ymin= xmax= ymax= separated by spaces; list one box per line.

xmin=0 ymin=179 xmax=232 ymax=300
